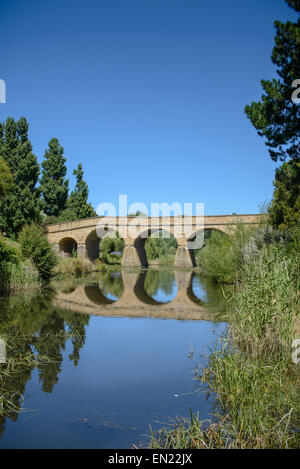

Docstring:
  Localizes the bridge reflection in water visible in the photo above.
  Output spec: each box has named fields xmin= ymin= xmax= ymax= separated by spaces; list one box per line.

xmin=53 ymin=270 xmax=224 ymax=321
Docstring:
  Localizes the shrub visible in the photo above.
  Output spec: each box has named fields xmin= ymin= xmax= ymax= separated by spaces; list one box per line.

xmin=0 ymin=236 xmax=40 ymax=292
xmin=197 ymin=224 xmax=257 ymax=283
xmin=18 ymin=224 xmax=57 ymax=280
xmin=0 ymin=235 xmax=20 ymax=290
xmin=99 ymin=233 xmax=124 ymax=264
xmin=53 ymin=257 xmax=92 ymax=277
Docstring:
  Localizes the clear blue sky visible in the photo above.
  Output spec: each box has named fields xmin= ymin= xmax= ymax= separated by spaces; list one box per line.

xmin=0 ymin=0 xmax=297 ymax=215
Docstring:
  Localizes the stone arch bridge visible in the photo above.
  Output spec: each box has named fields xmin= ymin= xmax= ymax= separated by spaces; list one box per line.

xmin=45 ymin=214 xmax=261 ymax=267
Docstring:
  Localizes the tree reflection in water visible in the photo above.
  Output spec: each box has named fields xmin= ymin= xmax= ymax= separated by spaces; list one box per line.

xmin=98 ymin=270 xmax=124 ymax=301
xmin=144 ymin=269 xmax=176 ymax=298
xmin=0 ymin=289 xmax=89 ymax=436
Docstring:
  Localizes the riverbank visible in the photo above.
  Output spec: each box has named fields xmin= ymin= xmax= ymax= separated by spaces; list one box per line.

xmin=150 ymin=225 xmax=300 ymax=449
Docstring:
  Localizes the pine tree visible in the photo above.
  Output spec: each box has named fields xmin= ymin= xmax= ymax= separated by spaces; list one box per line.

xmin=67 ymin=164 xmax=96 ymax=219
xmin=0 ymin=157 xmax=13 ymax=196
xmin=245 ymin=0 xmax=300 ymax=228
xmin=0 ymin=117 xmax=41 ymax=238
xmin=39 ymin=138 xmax=69 ymax=217
xmin=245 ymin=0 xmax=300 ymax=162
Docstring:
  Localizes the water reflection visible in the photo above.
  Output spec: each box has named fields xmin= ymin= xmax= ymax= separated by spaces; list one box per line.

xmin=0 ymin=268 xmax=229 ymax=448
xmin=144 ymin=269 xmax=178 ymax=303
xmin=0 ymin=291 xmax=89 ymax=439
xmin=53 ymin=269 xmax=228 ymax=321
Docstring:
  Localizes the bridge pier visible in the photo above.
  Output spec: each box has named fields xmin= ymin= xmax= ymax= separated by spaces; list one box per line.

xmin=77 ymin=243 xmax=86 ymax=258
xmin=174 ymin=246 xmax=194 ymax=268
xmin=122 ymin=245 xmax=142 ymax=267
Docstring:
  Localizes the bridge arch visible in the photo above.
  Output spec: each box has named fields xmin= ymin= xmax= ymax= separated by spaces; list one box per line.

xmin=187 ymin=228 xmax=229 ymax=266
xmin=133 ymin=229 xmax=179 ymax=267
xmin=58 ymin=237 xmax=77 ymax=257
xmin=85 ymin=228 xmax=125 ymax=263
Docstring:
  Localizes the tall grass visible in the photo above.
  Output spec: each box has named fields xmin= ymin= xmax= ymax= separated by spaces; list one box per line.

xmin=196 ymin=224 xmax=254 ymax=283
xmin=53 ymin=257 xmax=93 ymax=277
xmin=150 ymin=226 xmax=300 ymax=449
xmin=0 ymin=234 xmax=41 ymax=293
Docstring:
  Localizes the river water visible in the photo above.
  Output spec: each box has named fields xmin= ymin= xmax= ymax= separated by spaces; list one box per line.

xmin=0 ymin=268 xmax=228 ymax=448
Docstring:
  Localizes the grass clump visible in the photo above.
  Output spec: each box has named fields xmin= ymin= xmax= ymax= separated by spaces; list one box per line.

xmin=0 ymin=235 xmax=41 ymax=293
xmin=53 ymin=257 xmax=92 ymax=277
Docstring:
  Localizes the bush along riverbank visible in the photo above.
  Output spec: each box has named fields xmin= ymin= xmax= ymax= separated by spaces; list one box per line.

xmin=0 ymin=224 xmax=57 ymax=294
xmin=151 ymin=225 xmax=300 ymax=449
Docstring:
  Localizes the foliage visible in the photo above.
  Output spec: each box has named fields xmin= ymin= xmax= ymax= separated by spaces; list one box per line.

xmin=0 ymin=117 xmax=41 ymax=238
xmin=0 ymin=157 xmax=13 ymax=196
xmin=0 ymin=297 xmax=89 ymax=425
xmin=99 ymin=232 xmax=125 ymax=264
xmin=98 ymin=270 xmax=124 ymax=299
xmin=145 ymin=231 xmax=177 ymax=260
xmin=53 ymin=257 xmax=92 ymax=277
xmin=67 ymin=164 xmax=96 ymax=219
xmin=245 ymin=0 xmax=300 ymax=162
xmin=0 ymin=236 xmax=40 ymax=292
xmin=39 ymin=138 xmax=69 ymax=217
xmin=144 ymin=268 xmax=175 ymax=297
xmin=57 ymin=208 xmax=78 ymax=222
xmin=268 ymin=159 xmax=300 ymax=228
xmin=18 ymin=224 xmax=57 ymax=280
xmin=196 ymin=225 xmax=253 ymax=283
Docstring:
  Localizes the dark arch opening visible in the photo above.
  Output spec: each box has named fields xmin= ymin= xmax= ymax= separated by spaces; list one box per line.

xmin=86 ymin=229 xmax=125 ymax=263
xmin=134 ymin=229 xmax=178 ymax=267
xmin=59 ymin=237 xmax=77 ymax=257
xmin=86 ymin=230 xmax=101 ymax=262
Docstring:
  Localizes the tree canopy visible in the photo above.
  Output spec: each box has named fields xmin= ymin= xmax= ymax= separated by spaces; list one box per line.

xmin=67 ymin=164 xmax=96 ymax=219
xmin=39 ymin=138 xmax=69 ymax=217
xmin=245 ymin=0 xmax=300 ymax=162
xmin=0 ymin=117 xmax=41 ymax=237
xmin=0 ymin=157 xmax=13 ymax=196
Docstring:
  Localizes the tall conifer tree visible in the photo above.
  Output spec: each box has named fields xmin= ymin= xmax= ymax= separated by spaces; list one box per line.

xmin=68 ymin=163 xmax=96 ymax=219
xmin=0 ymin=117 xmax=41 ymax=237
xmin=39 ymin=138 xmax=69 ymax=217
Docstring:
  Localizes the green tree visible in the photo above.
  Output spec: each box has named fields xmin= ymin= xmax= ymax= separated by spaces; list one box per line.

xmin=40 ymin=138 xmax=69 ymax=217
xmin=245 ymin=0 xmax=300 ymax=162
xmin=99 ymin=232 xmax=125 ymax=264
xmin=0 ymin=157 xmax=13 ymax=196
xmin=19 ymin=224 xmax=57 ymax=280
xmin=268 ymin=159 xmax=300 ymax=228
xmin=67 ymin=163 xmax=96 ymax=219
xmin=0 ymin=117 xmax=41 ymax=237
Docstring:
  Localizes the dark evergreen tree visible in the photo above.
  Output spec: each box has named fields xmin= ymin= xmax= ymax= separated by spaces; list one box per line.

xmin=268 ymin=159 xmax=300 ymax=228
xmin=245 ymin=0 xmax=300 ymax=162
xmin=67 ymin=163 xmax=96 ymax=219
xmin=0 ymin=117 xmax=41 ymax=238
xmin=39 ymin=138 xmax=69 ymax=217
xmin=0 ymin=157 xmax=13 ymax=196
xmin=245 ymin=1 xmax=300 ymax=228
